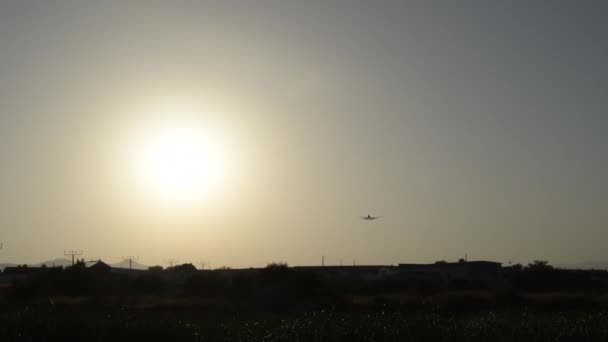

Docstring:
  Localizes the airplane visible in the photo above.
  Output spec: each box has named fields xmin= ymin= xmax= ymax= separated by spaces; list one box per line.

xmin=361 ymin=214 xmax=381 ymax=221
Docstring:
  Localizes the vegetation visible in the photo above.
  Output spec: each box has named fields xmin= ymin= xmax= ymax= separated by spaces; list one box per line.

xmin=3 ymin=261 xmax=608 ymax=340
xmin=1 ymin=305 xmax=608 ymax=341
xmin=4 ymin=260 xmax=608 ymax=300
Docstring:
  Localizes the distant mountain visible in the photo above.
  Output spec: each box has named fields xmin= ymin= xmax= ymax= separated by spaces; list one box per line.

xmin=33 ymin=258 xmax=74 ymax=268
xmin=0 ymin=263 xmax=17 ymax=271
xmin=1 ymin=259 xmax=72 ymax=271
xmin=1 ymin=258 xmax=150 ymax=271
xmin=1 ymin=259 xmax=73 ymax=271
xmin=558 ymin=261 xmax=608 ymax=271
xmin=110 ymin=260 xmax=149 ymax=270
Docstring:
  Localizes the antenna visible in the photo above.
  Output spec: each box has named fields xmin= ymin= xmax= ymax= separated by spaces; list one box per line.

xmin=199 ymin=261 xmax=206 ymax=270
xmin=123 ymin=256 xmax=139 ymax=271
xmin=164 ymin=258 xmax=179 ymax=268
xmin=322 ymin=255 xmax=325 ymax=267
xmin=64 ymin=250 xmax=83 ymax=266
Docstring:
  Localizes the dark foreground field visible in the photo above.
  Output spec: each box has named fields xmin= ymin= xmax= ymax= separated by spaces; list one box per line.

xmin=3 ymin=263 xmax=608 ymax=340
xmin=2 ymin=299 xmax=608 ymax=341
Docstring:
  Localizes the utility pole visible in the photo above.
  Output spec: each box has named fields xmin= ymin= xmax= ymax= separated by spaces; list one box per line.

xmin=64 ymin=250 xmax=83 ymax=266
xmin=199 ymin=261 xmax=206 ymax=270
xmin=164 ymin=258 xmax=179 ymax=268
xmin=123 ymin=256 xmax=139 ymax=271
xmin=322 ymin=255 xmax=325 ymax=267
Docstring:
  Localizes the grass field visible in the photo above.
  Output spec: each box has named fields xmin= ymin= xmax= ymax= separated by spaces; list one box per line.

xmin=1 ymin=301 xmax=608 ymax=341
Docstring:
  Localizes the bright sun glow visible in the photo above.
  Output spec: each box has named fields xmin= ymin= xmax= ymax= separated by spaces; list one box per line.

xmin=129 ymin=121 xmax=232 ymax=205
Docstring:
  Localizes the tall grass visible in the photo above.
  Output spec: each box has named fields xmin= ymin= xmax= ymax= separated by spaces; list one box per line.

xmin=1 ymin=306 xmax=608 ymax=341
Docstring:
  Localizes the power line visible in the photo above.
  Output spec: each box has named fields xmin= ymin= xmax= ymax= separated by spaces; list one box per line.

xmin=64 ymin=250 xmax=83 ymax=266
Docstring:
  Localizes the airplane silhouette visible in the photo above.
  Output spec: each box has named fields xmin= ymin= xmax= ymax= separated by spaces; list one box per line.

xmin=361 ymin=214 xmax=381 ymax=220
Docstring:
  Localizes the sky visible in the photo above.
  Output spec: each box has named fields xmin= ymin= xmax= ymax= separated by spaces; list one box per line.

xmin=0 ymin=1 xmax=607 ymax=268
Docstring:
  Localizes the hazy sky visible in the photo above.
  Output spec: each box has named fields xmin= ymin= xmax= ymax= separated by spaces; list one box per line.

xmin=1 ymin=1 xmax=606 ymax=267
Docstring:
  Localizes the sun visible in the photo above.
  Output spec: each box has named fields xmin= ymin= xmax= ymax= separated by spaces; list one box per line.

xmin=129 ymin=122 xmax=230 ymax=205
